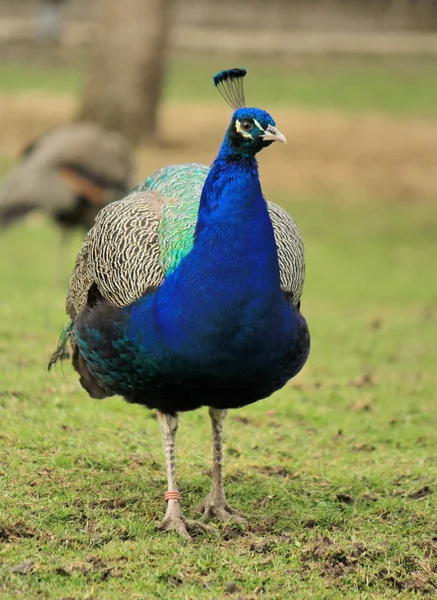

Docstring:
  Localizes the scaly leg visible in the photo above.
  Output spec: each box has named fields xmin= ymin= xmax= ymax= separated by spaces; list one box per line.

xmin=198 ymin=407 xmax=246 ymax=524
xmin=157 ymin=411 xmax=213 ymax=539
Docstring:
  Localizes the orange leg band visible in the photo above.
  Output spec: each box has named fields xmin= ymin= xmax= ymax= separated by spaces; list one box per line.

xmin=165 ymin=490 xmax=181 ymax=502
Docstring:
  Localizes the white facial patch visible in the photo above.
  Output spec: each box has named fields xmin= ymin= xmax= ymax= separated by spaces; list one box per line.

xmin=235 ymin=118 xmax=266 ymax=139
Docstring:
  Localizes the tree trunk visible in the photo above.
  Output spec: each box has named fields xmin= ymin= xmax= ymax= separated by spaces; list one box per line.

xmin=78 ymin=0 xmax=173 ymax=144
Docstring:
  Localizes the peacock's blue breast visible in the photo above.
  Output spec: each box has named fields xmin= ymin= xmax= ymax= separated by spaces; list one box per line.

xmin=75 ymin=294 xmax=309 ymax=413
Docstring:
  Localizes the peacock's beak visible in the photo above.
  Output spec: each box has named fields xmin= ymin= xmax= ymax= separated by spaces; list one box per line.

xmin=261 ymin=124 xmax=287 ymax=144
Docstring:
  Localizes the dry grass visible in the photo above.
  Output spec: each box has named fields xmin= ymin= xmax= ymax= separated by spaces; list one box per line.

xmin=1 ymin=92 xmax=437 ymax=201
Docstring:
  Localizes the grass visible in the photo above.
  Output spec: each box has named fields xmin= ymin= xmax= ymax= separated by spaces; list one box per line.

xmin=0 ymin=64 xmax=82 ymax=95
xmin=2 ymin=55 xmax=437 ymax=116
xmin=0 ymin=197 xmax=436 ymax=598
xmin=166 ymin=55 xmax=437 ymax=117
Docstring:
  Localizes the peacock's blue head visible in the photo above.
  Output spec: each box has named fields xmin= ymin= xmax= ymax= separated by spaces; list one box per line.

xmin=213 ymin=68 xmax=286 ymax=157
xmin=226 ymin=107 xmax=286 ymax=156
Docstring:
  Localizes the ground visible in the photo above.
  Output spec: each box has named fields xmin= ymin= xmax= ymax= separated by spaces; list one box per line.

xmin=0 ymin=55 xmax=436 ymax=599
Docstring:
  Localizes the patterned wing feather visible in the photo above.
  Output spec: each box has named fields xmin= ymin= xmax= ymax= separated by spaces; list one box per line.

xmin=66 ymin=190 xmax=166 ymax=318
xmin=267 ymin=201 xmax=305 ymax=304
xmin=67 ymin=236 xmax=93 ymax=319
xmin=88 ymin=191 xmax=165 ymax=307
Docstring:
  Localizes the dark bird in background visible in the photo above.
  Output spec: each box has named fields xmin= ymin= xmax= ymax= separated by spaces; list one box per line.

xmin=0 ymin=123 xmax=134 ymax=234
xmin=50 ymin=69 xmax=310 ymax=539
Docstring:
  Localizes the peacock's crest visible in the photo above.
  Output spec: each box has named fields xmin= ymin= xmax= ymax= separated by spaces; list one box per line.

xmin=213 ymin=68 xmax=247 ymax=110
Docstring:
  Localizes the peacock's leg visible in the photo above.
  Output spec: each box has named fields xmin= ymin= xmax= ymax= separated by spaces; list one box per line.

xmin=198 ymin=407 xmax=246 ymax=524
xmin=157 ymin=411 xmax=213 ymax=539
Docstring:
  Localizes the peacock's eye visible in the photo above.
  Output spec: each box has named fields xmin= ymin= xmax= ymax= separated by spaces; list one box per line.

xmin=240 ymin=119 xmax=253 ymax=132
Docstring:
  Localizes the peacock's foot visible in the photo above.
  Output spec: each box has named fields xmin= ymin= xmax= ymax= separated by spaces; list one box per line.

xmin=159 ymin=502 xmax=216 ymax=540
xmin=198 ymin=493 xmax=247 ymax=525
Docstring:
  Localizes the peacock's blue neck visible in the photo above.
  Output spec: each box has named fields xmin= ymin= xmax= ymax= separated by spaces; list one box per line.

xmin=196 ymin=155 xmax=262 ymax=233
xmin=192 ymin=143 xmax=283 ymax=301
xmin=195 ymin=135 xmax=272 ymax=242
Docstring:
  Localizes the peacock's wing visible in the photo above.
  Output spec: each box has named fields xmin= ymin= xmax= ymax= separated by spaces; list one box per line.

xmin=266 ymin=201 xmax=305 ymax=306
xmin=66 ymin=189 xmax=164 ymax=318
xmin=66 ymin=163 xmax=208 ymax=319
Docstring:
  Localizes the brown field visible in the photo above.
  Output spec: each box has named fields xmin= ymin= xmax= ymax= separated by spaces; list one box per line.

xmin=0 ymin=91 xmax=436 ymax=202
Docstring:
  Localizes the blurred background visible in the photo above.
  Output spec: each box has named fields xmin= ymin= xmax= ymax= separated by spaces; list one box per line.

xmin=0 ymin=0 xmax=436 ymax=384
xmin=0 ymin=0 xmax=437 ymax=201
xmin=1 ymin=0 xmax=437 ymax=202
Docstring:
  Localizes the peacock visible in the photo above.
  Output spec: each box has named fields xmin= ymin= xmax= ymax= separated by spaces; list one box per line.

xmin=0 ymin=123 xmax=133 ymax=234
xmin=50 ymin=68 xmax=310 ymax=539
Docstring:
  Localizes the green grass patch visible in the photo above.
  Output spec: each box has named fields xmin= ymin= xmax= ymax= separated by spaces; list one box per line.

xmin=0 ymin=63 xmax=82 ymax=95
xmin=166 ymin=55 xmax=437 ymax=116
xmin=2 ymin=55 xmax=437 ymax=116
xmin=0 ymin=196 xmax=436 ymax=598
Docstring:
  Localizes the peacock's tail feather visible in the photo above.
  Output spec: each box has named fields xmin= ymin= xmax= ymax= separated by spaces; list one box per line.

xmin=48 ymin=320 xmax=74 ymax=369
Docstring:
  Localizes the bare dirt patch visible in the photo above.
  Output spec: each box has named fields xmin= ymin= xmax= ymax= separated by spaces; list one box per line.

xmin=0 ymin=92 xmax=74 ymax=155
xmin=301 ymin=536 xmax=437 ymax=594
xmin=0 ymin=92 xmax=437 ymax=200
xmin=0 ymin=521 xmax=37 ymax=543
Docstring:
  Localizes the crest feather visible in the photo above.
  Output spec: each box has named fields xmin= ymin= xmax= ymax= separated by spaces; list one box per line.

xmin=213 ymin=68 xmax=247 ymax=110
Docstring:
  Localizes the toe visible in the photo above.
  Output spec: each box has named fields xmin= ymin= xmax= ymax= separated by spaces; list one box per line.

xmin=198 ymin=499 xmax=247 ymax=525
xmin=185 ymin=519 xmax=217 ymax=536
xmin=217 ymin=507 xmax=247 ymax=525
xmin=159 ymin=516 xmax=217 ymax=539
xmin=159 ymin=517 xmax=192 ymax=540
